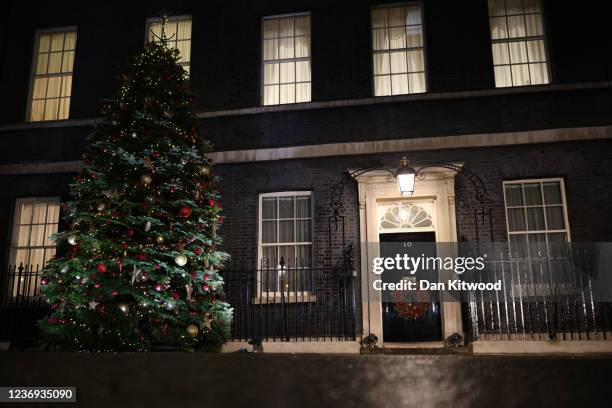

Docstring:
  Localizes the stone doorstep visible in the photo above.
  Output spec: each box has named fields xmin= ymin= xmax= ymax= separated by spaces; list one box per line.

xmin=362 ymin=346 xmax=472 ymax=355
xmin=224 ymin=340 xmax=612 ymax=355
xmin=472 ymin=340 xmax=612 ymax=355
xmin=222 ymin=340 xmax=362 ymax=354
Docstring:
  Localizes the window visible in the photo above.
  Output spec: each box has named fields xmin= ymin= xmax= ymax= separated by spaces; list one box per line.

xmin=503 ymin=179 xmax=570 ymax=257
xmin=372 ymin=4 xmax=426 ymax=96
xmin=9 ymin=198 xmax=60 ymax=297
xmin=258 ymin=192 xmax=313 ymax=294
xmin=28 ymin=28 xmax=77 ymax=122
xmin=147 ymin=16 xmax=192 ymax=74
xmin=261 ymin=14 xmax=311 ymax=105
xmin=487 ymin=0 xmax=550 ymax=87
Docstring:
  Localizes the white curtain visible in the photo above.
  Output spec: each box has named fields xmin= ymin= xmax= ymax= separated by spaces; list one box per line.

xmin=11 ymin=201 xmax=59 ymax=297
xmin=488 ymin=0 xmax=548 ymax=87
xmin=372 ymin=6 xmax=425 ymax=96
xmin=30 ymin=31 xmax=76 ymax=121
xmin=262 ymin=15 xmax=311 ymax=105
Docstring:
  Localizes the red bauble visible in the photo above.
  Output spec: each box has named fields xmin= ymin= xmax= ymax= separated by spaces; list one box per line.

xmin=97 ymin=264 xmax=107 ymax=273
xmin=154 ymin=283 xmax=163 ymax=292
xmin=171 ymin=292 xmax=180 ymax=300
xmin=203 ymin=274 xmax=210 ymax=282
xmin=120 ymin=242 xmax=129 ymax=250
xmin=208 ymin=199 xmax=216 ymax=207
xmin=202 ymin=284 xmax=210 ymax=292
xmin=127 ymin=229 xmax=135 ymax=237
xmin=94 ymin=283 xmax=101 ymax=289
xmin=179 ymin=206 xmax=193 ymax=217
xmin=111 ymin=291 xmax=118 ymax=297
xmin=153 ymin=151 xmax=161 ymax=158
xmin=194 ymin=248 xmax=202 ymax=256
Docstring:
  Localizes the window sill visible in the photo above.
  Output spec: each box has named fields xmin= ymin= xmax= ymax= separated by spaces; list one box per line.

xmin=252 ymin=293 xmax=317 ymax=304
xmin=197 ymin=81 xmax=610 ymax=119
xmin=0 ymin=81 xmax=608 ymax=132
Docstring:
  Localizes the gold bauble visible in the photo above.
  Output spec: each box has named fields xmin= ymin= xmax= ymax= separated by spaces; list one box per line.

xmin=97 ymin=203 xmax=106 ymax=211
xmin=186 ymin=324 xmax=199 ymax=337
xmin=199 ymin=164 xmax=211 ymax=177
xmin=118 ymin=303 xmax=129 ymax=313
xmin=155 ymin=235 xmax=165 ymax=244
xmin=140 ymin=174 xmax=152 ymax=186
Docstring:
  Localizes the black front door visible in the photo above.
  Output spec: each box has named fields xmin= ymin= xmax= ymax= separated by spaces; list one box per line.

xmin=380 ymin=232 xmax=442 ymax=342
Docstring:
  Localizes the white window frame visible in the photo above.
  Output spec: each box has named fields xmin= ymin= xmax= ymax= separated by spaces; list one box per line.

xmin=9 ymin=197 xmax=61 ymax=298
xmin=145 ymin=15 xmax=193 ymax=74
xmin=257 ymin=191 xmax=314 ymax=298
xmin=371 ymin=2 xmax=427 ymax=96
xmin=260 ymin=12 xmax=312 ymax=106
xmin=502 ymin=178 xmax=576 ymax=297
xmin=487 ymin=0 xmax=552 ymax=88
xmin=503 ymin=178 xmax=571 ymax=244
xmin=26 ymin=26 xmax=78 ymax=122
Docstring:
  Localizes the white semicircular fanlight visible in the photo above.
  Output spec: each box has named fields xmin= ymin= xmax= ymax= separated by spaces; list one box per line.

xmin=380 ymin=202 xmax=433 ymax=229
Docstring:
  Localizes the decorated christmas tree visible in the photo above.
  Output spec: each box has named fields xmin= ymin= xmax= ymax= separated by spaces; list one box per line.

xmin=37 ymin=17 xmax=232 ymax=352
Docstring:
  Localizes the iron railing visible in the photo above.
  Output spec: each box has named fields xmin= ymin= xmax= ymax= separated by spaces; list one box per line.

xmin=0 ymin=264 xmax=49 ymax=346
xmin=3 ymin=254 xmax=610 ymax=346
xmin=221 ymin=262 xmax=357 ymax=342
xmin=465 ymin=251 xmax=612 ymax=342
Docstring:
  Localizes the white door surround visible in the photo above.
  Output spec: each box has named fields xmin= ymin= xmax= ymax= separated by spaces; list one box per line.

xmin=355 ymin=165 xmax=463 ymax=346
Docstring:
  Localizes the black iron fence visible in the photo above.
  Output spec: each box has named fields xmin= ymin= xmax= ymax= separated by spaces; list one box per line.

xmin=0 ymin=264 xmax=49 ymax=346
xmin=465 ymin=251 xmax=612 ymax=342
xmin=221 ymin=263 xmax=357 ymax=342
xmin=3 ymin=255 xmax=611 ymax=346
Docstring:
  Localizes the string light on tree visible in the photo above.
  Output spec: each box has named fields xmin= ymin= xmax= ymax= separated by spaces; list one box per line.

xmin=36 ymin=14 xmax=232 ymax=352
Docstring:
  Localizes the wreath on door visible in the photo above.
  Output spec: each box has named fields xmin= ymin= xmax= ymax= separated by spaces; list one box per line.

xmin=391 ymin=290 xmax=429 ymax=319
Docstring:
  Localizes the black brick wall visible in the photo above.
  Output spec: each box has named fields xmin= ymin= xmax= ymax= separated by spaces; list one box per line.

xmin=0 ymin=0 xmax=611 ymax=339
xmin=1 ymin=0 xmax=610 ymax=125
xmin=215 ymin=139 xmax=612 ymax=266
xmin=213 ymin=139 xmax=612 ymax=334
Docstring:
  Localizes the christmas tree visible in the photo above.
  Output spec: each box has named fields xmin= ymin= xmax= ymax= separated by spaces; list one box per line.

xmin=37 ymin=17 xmax=232 ymax=352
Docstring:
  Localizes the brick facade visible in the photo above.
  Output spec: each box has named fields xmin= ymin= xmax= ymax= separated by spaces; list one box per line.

xmin=0 ymin=0 xmax=611 ymax=343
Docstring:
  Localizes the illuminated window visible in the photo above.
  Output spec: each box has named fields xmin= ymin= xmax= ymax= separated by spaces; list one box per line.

xmin=147 ymin=16 xmax=192 ymax=74
xmin=9 ymin=198 xmax=60 ymax=297
xmin=372 ymin=4 xmax=426 ymax=96
xmin=262 ymin=14 xmax=311 ymax=105
xmin=487 ymin=0 xmax=550 ymax=87
xmin=28 ymin=28 xmax=77 ymax=121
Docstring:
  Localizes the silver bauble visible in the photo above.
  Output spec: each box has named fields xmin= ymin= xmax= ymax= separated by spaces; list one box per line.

xmin=174 ymin=254 xmax=188 ymax=267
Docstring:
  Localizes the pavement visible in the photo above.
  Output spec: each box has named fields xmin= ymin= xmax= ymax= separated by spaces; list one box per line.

xmin=1 ymin=352 xmax=611 ymax=407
